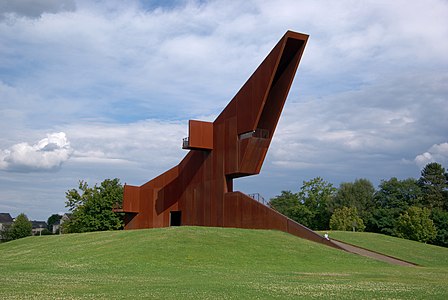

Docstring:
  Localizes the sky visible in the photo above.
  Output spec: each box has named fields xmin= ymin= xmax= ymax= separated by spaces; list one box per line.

xmin=0 ymin=0 xmax=447 ymax=221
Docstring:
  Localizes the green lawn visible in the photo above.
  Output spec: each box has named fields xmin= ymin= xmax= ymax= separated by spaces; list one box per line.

xmin=1 ymin=226 xmax=447 ymax=299
xmin=326 ymin=231 xmax=448 ymax=268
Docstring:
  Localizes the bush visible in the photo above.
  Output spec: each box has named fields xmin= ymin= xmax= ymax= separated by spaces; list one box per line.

xmin=9 ymin=213 xmax=32 ymax=240
xmin=395 ymin=206 xmax=436 ymax=243
xmin=40 ymin=228 xmax=52 ymax=235
xmin=330 ymin=207 xmax=365 ymax=232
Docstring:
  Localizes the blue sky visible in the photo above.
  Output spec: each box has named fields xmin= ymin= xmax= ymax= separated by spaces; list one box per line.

xmin=1 ymin=0 xmax=447 ymax=221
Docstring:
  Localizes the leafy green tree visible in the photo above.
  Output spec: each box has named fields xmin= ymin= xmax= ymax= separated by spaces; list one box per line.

xmin=64 ymin=178 xmax=124 ymax=233
xmin=330 ymin=178 xmax=375 ymax=221
xmin=268 ymin=178 xmax=336 ymax=229
xmin=418 ymin=162 xmax=448 ymax=209
xmin=268 ymin=191 xmax=313 ymax=227
xmin=9 ymin=213 xmax=32 ymax=240
xmin=431 ymin=208 xmax=448 ymax=247
xmin=297 ymin=177 xmax=336 ymax=230
xmin=268 ymin=191 xmax=299 ymax=216
xmin=330 ymin=206 xmax=365 ymax=232
xmin=395 ymin=206 xmax=436 ymax=243
xmin=374 ymin=177 xmax=422 ymax=210
xmin=287 ymin=204 xmax=314 ymax=228
xmin=47 ymin=214 xmax=62 ymax=232
xmin=368 ymin=177 xmax=423 ymax=233
xmin=367 ymin=208 xmax=400 ymax=235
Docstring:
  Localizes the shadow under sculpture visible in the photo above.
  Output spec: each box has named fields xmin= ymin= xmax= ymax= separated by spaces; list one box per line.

xmin=119 ymin=31 xmax=344 ymax=250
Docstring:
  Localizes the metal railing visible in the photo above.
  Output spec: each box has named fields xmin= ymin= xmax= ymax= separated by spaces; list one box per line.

xmin=182 ymin=137 xmax=189 ymax=149
xmin=248 ymin=193 xmax=268 ymax=206
xmin=238 ymin=128 xmax=269 ymax=140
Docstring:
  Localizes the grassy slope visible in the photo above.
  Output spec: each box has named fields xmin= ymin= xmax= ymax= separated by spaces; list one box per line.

xmin=0 ymin=227 xmax=447 ymax=299
xmin=326 ymin=231 xmax=448 ymax=267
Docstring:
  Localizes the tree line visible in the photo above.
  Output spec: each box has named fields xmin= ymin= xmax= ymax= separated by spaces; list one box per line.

xmin=269 ymin=162 xmax=448 ymax=246
xmin=0 ymin=178 xmax=124 ymax=242
xmin=3 ymin=163 xmax=446 ymax=247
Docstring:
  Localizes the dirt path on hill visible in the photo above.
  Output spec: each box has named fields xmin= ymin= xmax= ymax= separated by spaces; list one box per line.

xmin=330 ymin=239 xmax=417 ymax=267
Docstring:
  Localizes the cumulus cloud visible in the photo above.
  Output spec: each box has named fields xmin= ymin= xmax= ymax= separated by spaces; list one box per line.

xmin=1 ymin=0 xmax=448 ymax=219
xmin=0 ymin=132 xmax=73 ymax=172
xmin=415 ymin=142 xmax=448 ymax=168
xmin=0 ymin=0 xmax=76 ymax=19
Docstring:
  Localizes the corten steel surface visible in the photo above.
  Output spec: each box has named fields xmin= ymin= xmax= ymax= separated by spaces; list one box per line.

xmin=120 ymin=31 xmax=343 ymax=250
xmin=183 ymin=120 xmax=213 ymax=150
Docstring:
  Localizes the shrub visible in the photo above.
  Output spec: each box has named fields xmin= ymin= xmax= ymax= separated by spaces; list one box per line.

xmin=395 ymin=206 xmax=436 ymax=243
xmin=330 ymin=206 xmax=365 ymax=232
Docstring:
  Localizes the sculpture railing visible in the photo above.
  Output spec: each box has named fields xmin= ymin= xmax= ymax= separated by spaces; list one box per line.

xmin=239 ymin=128 xmax=269 ymax=140
xmin=248 ymin=193 xmax=268 ymax=206
xmin=182 ymin=137 xmax=190 ymax=149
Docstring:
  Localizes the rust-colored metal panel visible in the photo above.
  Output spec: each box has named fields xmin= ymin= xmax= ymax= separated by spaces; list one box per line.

xmin=224 ymin=116 xmax=238 ymax=175
xmin=122 ymin=185 xmax=140 ymax=213
xmin=234 ymin=37 xmax=284 ymax=134
xmin=117 ymin=31 xmax=346 ymax=251
xmin=224 ymin=192 xmax=344 ymax=250
xmin=225 ymin=192 xmax=287 ymax=232
xmin=185 ymin=120 xmax=213 ymax=150
xmin=223 ymin=192 xmax=241 ymax=228
xmin=238 ymin=137 xmax=270 ymax=175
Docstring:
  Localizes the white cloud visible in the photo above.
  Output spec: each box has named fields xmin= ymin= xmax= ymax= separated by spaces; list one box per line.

xmin=415 ymin=142 xmax=448 ymax=168
xmin=0 ymin=132 xmax=73 ymax=172
xmin=65 ymin=119 xmax=187 ymax=169
xmin=0 ymin=0 xmax=76 ymax=19
xmin=0 ymin=0 xmax=448 ymax=219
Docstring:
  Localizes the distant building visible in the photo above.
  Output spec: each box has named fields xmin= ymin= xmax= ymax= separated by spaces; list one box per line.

xmin=31 ymin=221 xmax=48 ymax=236
xmin=58 ymin=213 xmax=72 ymax=234
xmin=52 ymin=219 xmax=61 ymax=234
xmin=0 ymin=213 xmax=14 ymax=241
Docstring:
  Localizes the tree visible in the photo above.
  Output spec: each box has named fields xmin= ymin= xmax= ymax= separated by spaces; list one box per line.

xmin=268 ymin=191 xmax=299 ymax=216
xmin=329 ymin=206 xmax=365 ymax=232
xmin=418 ymin=162 xmax=448 ymax=209
xmin=287 ymin=204 xmax=314 ymax=228
xmin=9 ymin=213 xmax=32 ymax=240
xmin=374 ymin=177 xmax=422 ymax=210
xmin=395 ymin=206 xmax=436 ymax=243
xmin=431 ymin=208 xmax=448 ymax=247
xmin=268 ymin=191 xmax=314 ymax=227
xmin=297 ymin=177 xmax=336 ymax=230
xmin=367 ymin=208 xmax=400 ymax=235
xmin=369 ymin=177 xmax=423 ymax=233
xmin=64 ymin=178 xmax=124 ymax=233
xmin=268 ymin=178 xmax=336 ymax=229
xmin=47 ymin=214 xmax=62 ymax=232
xmin=330 ymin=178 xmax=375 ymax=221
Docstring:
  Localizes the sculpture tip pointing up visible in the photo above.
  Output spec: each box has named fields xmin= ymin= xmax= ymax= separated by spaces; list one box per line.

xmin=117 ymin=31 xmax=342 ymax=250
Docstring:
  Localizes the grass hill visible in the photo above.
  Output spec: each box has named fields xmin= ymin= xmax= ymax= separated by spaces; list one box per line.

xmin=1 ymin=226 xmax=447 ymax=299
xmin=327 ymin=231 xmax=448 ymax=268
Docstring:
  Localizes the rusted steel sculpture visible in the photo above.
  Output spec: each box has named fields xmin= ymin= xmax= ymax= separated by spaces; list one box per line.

xmin=119 ymin=31 xmax=343 ymax=250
